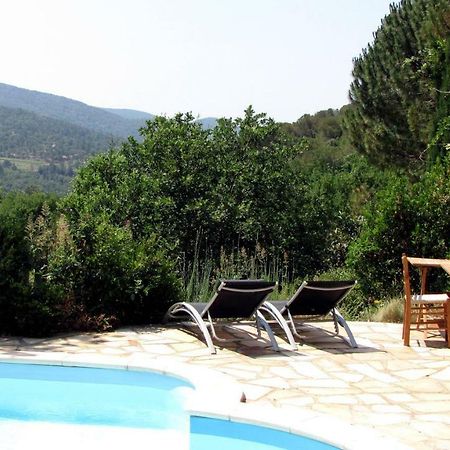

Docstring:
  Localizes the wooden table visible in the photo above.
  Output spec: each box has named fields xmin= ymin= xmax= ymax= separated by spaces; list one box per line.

xmin=405 ymin=257 xmax=450 ymax=294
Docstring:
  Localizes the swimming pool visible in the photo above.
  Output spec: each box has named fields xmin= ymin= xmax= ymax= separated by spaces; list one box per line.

xmin=190 ymin=416 xmax=339 ymax=450
xmin=0 ymin=362 xmax=192 ymax=450
xmin=0 ymin=362 xmax=339 ymax=450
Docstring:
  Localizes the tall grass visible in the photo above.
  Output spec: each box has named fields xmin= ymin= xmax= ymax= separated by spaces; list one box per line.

xmin=179 ymin=239 xmax=300 ymax=302
xmin=179 ymin=238 xmax=402 ymax=322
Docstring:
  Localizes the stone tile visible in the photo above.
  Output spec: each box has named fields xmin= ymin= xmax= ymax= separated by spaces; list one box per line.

xmin=430 ymin=366 xmax=450 ymax=381
xmin=238 ymin=384 xmax=273 ymax=401
xmin=139 ymin=344 xmax=176 ymax=355
xmin=409 ymin=420 xmax=450 ymax=439
xmin=383 ymin=392 xmax=415 ymax=403
xmin=250 ymin=377 xmax=292 ymax=389
xmin=356 ymin=393 xmax=386 ymax=405
xmin=401 ymin=379 xmax=449 ymax=394
xmin=287 ymin=361 xmax=329 ymax=378
xmin=292 ymin=378 xmax=349 ymax=389
xmin=417 ymin=413 xmax=450 ymax=425
xmin=396 ymin=368 xmax=437 ymax=380
xmin=219 ymin=367 xmax=260 ymax=380
xmin=329 ymin=371 xmax=364 ymax=383
xmin=353 ymin=411 xmax=412 ymax=426
xmin=272 ymin=394 xmax=315 ymax=407
xmin=318 ymin=394 xmax=358 ymax=405
xmin=347 ymin=363 xmax=397 ymax=383
xmin=414 ymin=393 xmax=450 ymax=402
xmin=407 ymin=401 xmax=450 ymax=413
xmin=168 ymin=342 xmax=203 ymax=352
xmin=423 ymin=360 xmax=450 ymax=369
xmin=370 ymin=404 xmax=409 ymax=414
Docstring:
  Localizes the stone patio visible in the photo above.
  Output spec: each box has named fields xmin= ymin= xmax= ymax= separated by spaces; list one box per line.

xmin=0 ymin=321 xmax=449 ymax=449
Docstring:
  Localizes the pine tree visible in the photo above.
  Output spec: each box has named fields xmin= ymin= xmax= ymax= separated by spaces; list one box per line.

xmin=345 ymin=0 xmax=450 ymax=172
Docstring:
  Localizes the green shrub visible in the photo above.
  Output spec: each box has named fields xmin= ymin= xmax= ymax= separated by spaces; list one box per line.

xmin=0 ymin=192 xmax=61 ymax=335
xmin=347 ymin=159 xmax=450 ymax=300
xmin=46 ymin=213 xmax=182 ymax=326
xmin=346 ymin=174 xmax=413 ymax=298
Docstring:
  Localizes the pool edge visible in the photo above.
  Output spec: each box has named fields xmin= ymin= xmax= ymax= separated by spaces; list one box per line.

xmin=0 ymin=355 xmax=412 ymax=450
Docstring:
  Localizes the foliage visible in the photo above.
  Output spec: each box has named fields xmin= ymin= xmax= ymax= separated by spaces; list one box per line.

xmin=428 ymin=36 xmax=450 ymax=160
xmin=3 ymin=2 xmax=450 ymax=335
xmin=347 ymin=174 xmax=413 ymax=298
xmin=283 ymin=108 xmax=343 ymax=141
xmin=0 ymin=105 xmax=114 ymax=164
xmin=347 ymin=158 xmax=450 ymax=299
xmin=64 ymin=108 xmax=308 ymax=277
xmin=0 ymin=191 xmax=63 ymax=335
xmin=345 ymin=0 xmax=450 ymax=171
xmin=0 ymin=159 xmax=74 ymax=195
xmin=62 ymin=216 xmax=181 ymax=324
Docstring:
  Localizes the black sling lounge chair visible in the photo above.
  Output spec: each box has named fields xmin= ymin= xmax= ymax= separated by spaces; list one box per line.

xmin=258 ymin=280 xmax=358 ymax=349
xmin=164 ymin=279 xmax=279 ymax=354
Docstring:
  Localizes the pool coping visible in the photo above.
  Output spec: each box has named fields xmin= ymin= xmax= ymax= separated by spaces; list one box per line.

xmin=0 ymin=354 xmax=412 ymax=450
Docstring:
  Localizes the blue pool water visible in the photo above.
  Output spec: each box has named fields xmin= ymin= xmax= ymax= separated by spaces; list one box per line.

xmin=191 ymin=416 xmax=340 ymax=450
xmin=0 ymin=362 xmax=340 ymax=450
xmin=0 ymin=362 xmax=192 ymax=429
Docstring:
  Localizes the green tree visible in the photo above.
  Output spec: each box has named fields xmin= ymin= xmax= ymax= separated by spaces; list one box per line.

xmin=345 ymin=0 xmax=450 ymax=171
xmin=63 ymin=108 xmax=311 ymax=291
xmin=66 ymin=108 xmax=305 ymax=258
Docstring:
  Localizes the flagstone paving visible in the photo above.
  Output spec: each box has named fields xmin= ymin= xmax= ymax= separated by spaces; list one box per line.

xmin=0 ymin=321 xmax=449 ymax=449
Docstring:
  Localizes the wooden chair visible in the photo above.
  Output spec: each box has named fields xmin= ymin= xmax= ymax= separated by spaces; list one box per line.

xmin=402 ymin=254 xmax=450 ymax=347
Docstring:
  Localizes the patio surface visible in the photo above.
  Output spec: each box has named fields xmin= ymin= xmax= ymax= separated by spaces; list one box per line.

xmin=0 ymin=321 xmax=449 ymax=449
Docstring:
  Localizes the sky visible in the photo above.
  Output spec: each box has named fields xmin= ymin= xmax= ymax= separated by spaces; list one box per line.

xmin=0 ymin=0 xmax=396 ymax=122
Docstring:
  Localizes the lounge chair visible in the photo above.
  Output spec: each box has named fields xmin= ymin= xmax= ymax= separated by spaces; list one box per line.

xmin=164 ymin=279 xmax=279 ymax=354
xmin=258 ymin=280 xmax=358 ymax=349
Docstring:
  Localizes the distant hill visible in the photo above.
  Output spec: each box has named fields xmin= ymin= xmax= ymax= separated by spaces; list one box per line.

xmin=0 ymin=82 xmax=219 ymax=193
xmin=102 ymin=108 xmax=154 ymax=122
xmin=0 ymin=105 xmax=115 ymax=163
xmin=0 ymin=83 xmax=149 ymax=138
xmin=196 ymin=117 xmax=218 ymax=129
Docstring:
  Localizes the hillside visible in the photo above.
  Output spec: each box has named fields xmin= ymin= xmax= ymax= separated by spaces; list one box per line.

xmin=0 ymin=105 xmax=114 ymax=163
xmin=0 ymin=83 xmax=216 ymax=193
xmin=196 ymin=117 xmax=218 ymax=129
xmin=0 ymin=83 xmax=149 ymax=138
xmin=102 ymin=107 xmax=154 ymax=122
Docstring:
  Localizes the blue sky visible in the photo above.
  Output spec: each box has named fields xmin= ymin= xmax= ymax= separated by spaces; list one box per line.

xmin=0 ymin=0 xmax=396 ymax=121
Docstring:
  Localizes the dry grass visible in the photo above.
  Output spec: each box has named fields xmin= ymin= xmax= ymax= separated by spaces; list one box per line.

xmin=370 ymin=297 xmax=404 ymax=323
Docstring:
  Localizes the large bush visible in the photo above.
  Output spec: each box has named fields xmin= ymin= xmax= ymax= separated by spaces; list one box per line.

xmin=0 ymin=191 xmax=63 ymax=335
xmin=347 ymin=159 xmax=450 ymax=299
xmin=56 ymin=215 xmax=181 ymax=324
xmin=64 ymin=109 xmax=310 ymax=282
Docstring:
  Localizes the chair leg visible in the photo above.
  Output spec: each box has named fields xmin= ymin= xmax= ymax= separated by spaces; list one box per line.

xmin=403 ymin=304 xmax=411 ymax=346
xmin=445 ymin=301 xmax=450 ymax=349
xmin=402 ymin=255 xmax=412 ymax=346
xmin=258 ymin=302 xmax=297 ymax=350
xmin=333 ymin=309 xmax=358 ymax=348
xmin=165 ymin=303 xmax=216 ymax=354
xmin=256 ymin=311 xmax=280 ymax=352
xmin=285 ymin=310 xmax=304 ymax=343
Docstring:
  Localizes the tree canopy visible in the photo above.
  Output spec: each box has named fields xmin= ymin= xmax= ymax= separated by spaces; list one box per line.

xmin=345 ymin=0 xmax=450 ymax=171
